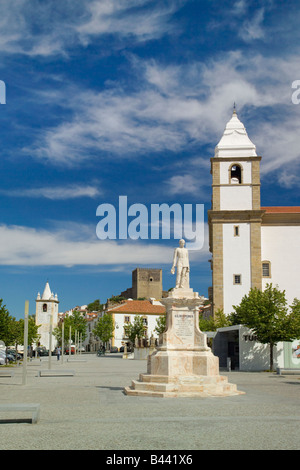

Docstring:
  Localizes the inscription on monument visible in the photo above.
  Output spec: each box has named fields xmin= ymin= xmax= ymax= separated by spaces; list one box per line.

xmin=173 ymin=313 xmax=194 ymax=344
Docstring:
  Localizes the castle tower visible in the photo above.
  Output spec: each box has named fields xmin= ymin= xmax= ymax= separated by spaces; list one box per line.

xmin=35 ymin=281 xmax=59 ymax=350
xmin=208 ymin=109 xmax=264 ymax=315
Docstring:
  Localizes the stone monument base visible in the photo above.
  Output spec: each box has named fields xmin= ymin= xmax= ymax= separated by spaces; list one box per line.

xmin=124 ymin=287 xmax=244 ymax=398
xmin=124 ymin=372 xmax=242 ymax=398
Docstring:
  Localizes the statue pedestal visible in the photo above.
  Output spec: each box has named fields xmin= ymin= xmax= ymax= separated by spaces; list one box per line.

xmin=124 ymin=289 xmax=244 ymax=398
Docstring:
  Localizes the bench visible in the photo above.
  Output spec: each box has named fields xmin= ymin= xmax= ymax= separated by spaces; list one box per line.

xmin=37 ymin=369 xmax=75 ymax=377
xmin=0 ymin=370 xmax=15 ymax=378
xmin=277 ymin=368 xmax=300 ymax=375
xmin=0 ymin=403 xmax=40 ymax=424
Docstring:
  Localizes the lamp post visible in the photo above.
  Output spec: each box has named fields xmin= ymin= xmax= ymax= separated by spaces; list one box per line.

xmin=22 ymin=301 xmax=29 ymax=386
xmin=61 ymin=320 xmax=64 ymax=364
xmin=48 ymin=302 xmax=54 ymax=370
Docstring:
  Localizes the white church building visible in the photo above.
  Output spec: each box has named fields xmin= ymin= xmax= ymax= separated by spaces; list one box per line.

xmin=208 ymin=109 xmax=300 ymax=371
xmin=208 ymin=108 xmax=300 ymax=315
xmin=35 ymin=281 xmax=59 ymax=350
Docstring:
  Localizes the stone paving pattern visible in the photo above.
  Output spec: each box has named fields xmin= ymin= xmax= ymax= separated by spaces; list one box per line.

xmin=0 ymin=354 xmax=299 ymax=450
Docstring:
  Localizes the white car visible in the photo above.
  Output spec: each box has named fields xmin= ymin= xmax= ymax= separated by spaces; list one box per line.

xmin=0 ymin=350 xmax=8 ymax=365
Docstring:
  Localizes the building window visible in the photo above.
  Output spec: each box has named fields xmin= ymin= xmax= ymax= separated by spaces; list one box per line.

xmin=233 ymin=274 xmax=242 ymax=285
xmin=234 ymin=225 xmax=240 ymax=237
xmin=43 ymin=303 xmax=47 ymax=312
xmin=142 ymin=316 xmax=148 ymax=326
xmin=229 ymin=164 xmax=242 ymax=184
xmin=124 ymin=316 xmax=130 ymax=323
xmin=262 ymin=261 xmax=271 ymax=278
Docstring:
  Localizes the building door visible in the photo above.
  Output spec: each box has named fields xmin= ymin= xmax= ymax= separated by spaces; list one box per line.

xmin=228 ymin=341 xmax=239 ymax=370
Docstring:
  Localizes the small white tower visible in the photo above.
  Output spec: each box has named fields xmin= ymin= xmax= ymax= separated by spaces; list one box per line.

xmin=208 ymin=108 xmax=263 ymax=315
xmin=35 ymin=281 xmax=59 ymax=350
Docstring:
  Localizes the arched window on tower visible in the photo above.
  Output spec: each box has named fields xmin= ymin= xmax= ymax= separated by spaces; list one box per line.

xmin=43 ymin=303 xmax=48 ymax=312
xmin=229 ymin=164 xmax=242 ymax=184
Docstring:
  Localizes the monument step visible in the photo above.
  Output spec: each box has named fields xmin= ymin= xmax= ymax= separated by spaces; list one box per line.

xmin=139 ymin=373 xmax=228 ymax=385
xmin=129 ymin=376 xmax=241 ymax=396
xmin=124 ymin=384 xmax=243 ymax=398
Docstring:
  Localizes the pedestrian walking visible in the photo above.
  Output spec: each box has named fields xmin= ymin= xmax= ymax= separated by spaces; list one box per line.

xmin=57 ymin=346 xmax=61 ymax=360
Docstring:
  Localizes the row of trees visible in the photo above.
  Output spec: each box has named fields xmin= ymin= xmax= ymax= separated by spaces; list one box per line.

xmin=53 ymin=310 xmax=87 ymax=346
xmin=92 ymin=284 xmax=300 ymax=371
xmin=1 ymin=285 xmax=300 ymax=370
xmin=0 ymin=299 xmax=40 ymax=360
xmin=200 ymin=284 xmax=300 ymax=371
xmin=0 ymin=300 xmax=88 ymax=356
xmin=92 ymin=313 xmax=152 ymax=348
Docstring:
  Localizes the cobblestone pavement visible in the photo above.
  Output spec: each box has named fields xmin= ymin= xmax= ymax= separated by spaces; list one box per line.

xmin=0 ymin=354 xmax=299 ymax=450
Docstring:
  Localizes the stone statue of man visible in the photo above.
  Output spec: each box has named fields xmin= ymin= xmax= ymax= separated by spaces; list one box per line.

xmin=171 ymin=239 xmax=190 ymax=289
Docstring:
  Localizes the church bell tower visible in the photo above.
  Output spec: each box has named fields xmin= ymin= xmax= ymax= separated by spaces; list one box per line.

xmin=208 ymin=108 xmax=264 ymax=315
xmin=35 ymin=281 xmax=59 ymax=350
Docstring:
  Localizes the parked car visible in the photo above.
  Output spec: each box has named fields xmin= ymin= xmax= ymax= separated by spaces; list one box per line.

xmin=0 ymin=356 xmax=5 ymax=365
xmin=65 ymin=346 xmax=75 ymax=355
xmin=35 ymin=347 xmax=49 ymax=357
xmin=7 ymin=349 xmax=23 ymax=360
xmin=109 ymin=346 xmax=119 ymax=353
xmin=0 ymin=351 xmax=14 ymax=363
xmin=119 ymin=345 xmax=133 ymax=353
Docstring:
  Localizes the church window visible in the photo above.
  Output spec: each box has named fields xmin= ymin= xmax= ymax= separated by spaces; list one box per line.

xmin=43 ymin=303 xmax=47 ymax=312
xmin=233 ymin=274 xmax=242 ymax=285
xmin=234 ymin=225 xmax=240 ymax=237
xmin=229 ymin=164 xmax=242 ymax=184
xmin=262 ymin=261 xmax=271 ymax=278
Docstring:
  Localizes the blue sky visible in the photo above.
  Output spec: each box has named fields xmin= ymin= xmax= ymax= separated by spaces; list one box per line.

xmin=0 ymin=0 xmax=299 ymax=319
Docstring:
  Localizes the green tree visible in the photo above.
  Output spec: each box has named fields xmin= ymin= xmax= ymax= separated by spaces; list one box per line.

xmin=93 ymin=313 xmax=114 ymax=346
xmin=199 ymin=308 xmax=232 ymax=332
xmin=109 ymin=295 xmax=126 ymax=304
xmin=126 ymin=316 xmax=146 ymax=347
xmin=54 ymin=310 xmax=87 ymax=347
xmin=231 ymin=284 xmax=300 ymax=371
xmin=13 ymin=316 xmax=40 ymax=349
xmin=154 ymin=314 xmax=166 ymax=335
xmin=0 ymin=300 xmax=15 ymax=363
xmin=87 ymin=299 xmax=102 ymax=312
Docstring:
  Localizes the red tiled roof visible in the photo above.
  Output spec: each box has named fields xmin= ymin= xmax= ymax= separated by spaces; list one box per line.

xmin=261 ymin=206 xmax=300 ymax=213
xmin=108 ymin=300 xmax=165 ymax=315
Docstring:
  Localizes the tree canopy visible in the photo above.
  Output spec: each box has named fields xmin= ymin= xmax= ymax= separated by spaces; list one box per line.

xmin=93 ymin=313 xmax=114 ymax=345
xmin=231 ymin=284 xmax=300 ymax=370
xmin=53 ymin=310 xmax=87 ymax=346
xmin=126 ymin=316 xmax=146 ymax=346
xmin=87 ymin=299 xmax=102 ymax=312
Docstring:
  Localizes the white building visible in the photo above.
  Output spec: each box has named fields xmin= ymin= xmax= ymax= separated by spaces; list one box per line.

xmin=212 ymin=325 xmax=300 ymax=372
xmin=35 ymin=281 xmax=59 ymax=350
xmin=104 ymin=299 xmax=165 ymax=350
xmin=208 ymin=109 xmax=300 ymax=315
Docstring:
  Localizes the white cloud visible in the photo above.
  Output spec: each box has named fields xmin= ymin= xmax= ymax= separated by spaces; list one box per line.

xmin=29 ymin=51 xmax=300 ymax=177
xmin=0 ymin=0 xmax=183 ymax=57
xmin=0 ymin=223 xmax=209 ymax=266
xmin=76 ymin=0 xmax=181 ymax=43
xmin=166 ymin=175 xmax=200 ymax=196
xmin=0 ymin=184 xmax=101 ymax=200
xmin=239 ymin=8 xmax=265 ymax=42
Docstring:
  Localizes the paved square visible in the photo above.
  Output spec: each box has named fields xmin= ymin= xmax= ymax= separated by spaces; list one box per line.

xmin=0 ymin=354 xmax=299 ymax=450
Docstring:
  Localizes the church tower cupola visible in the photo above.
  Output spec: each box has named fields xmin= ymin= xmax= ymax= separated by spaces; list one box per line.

xmin=35 ymin=281 xmax=59 ymax=350
xmin=208 ymin=109 xmax=264 ymax=315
